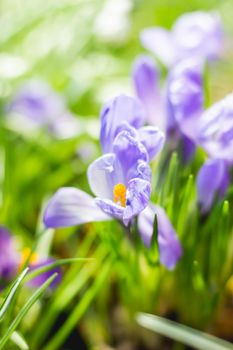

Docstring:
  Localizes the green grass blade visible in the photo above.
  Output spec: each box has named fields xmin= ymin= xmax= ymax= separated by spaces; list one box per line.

xmin=136 ymin=313 xmax=233 ymax=350
xmin=10 ymin=331 xmax=29 ymax=350
xmin=25 ymin=257 xmax=94 ymax=282
xmin=0 ymin=273 xmax=58 ymax=350
xmin=43 ymin=260 xmax=113 ymax=350
xmin=31 ymin=246 xmax=106 ymax=348
xmin=0 ymin=268 xmax=29 ymax=321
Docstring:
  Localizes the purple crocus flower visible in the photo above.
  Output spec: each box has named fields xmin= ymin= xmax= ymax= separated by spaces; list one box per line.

xmin=140 ymin=11 xmax=223 ymax=67
xmin=197 ymin=158 xmax=229 ymax=213
xmin=8 ymin=80 xmax=80 ymax=139
xmin=28 ymin=259 xmax=62 ymax=289
xmin=100 ymin=94 xmax=165 ymax=160
xmin=44 ymin=95 xmax=165 ymax=228
xmin=0 ymin=227 xmax=20 ymax=285
xmin=138 ymin=204 xmax=182 ymax=270
xmin=44 ymin=130 xmax=154 ymax=227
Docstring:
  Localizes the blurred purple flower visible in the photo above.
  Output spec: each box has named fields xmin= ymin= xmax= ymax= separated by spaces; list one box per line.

xmin=44 ymin=95 xmax=166 ymax=228
xmin=0 ymin=227 xmax=19 ymax=286
xmin=197 ymin=93 xmax=233 ymax=164
xmin=138 ymin=204 xmax=182 ymax=270
xmin=197 ymin=158 xmax=229 ymax=212
xmin=8 ymin=80 xmax=80 ymax=139
xmin=0 ymin=227 xmax=61 ymax=289
xmin=28 ymin=259 xmax=62 ymax=289
xmin=140 ymin=11 xmax=223 ymax=67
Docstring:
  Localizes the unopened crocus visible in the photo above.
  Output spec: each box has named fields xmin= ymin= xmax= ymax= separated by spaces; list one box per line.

xmin=132 ymin=55 xmax=164 ymax=130
xmin=132 ymin=55 xmax=203 ymax=161
xmin=166 ymin=58 xmax=204 ymax=137
xmin=8 ymin=80 xmax=80 ymax=139
xmin=0 ymin=227 xmax=19 ymax=286
xmin=138 ymin=204 xmax=182 ymax=270
xmin=197 ymin=158 xmax=229 ymax=213
xmin=140 ymin=11 xmax=223 ymax=67
xmin=44 ymin=95 xmax=166 ymax=228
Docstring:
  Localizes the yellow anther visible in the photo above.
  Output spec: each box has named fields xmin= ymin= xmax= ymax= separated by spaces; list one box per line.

xmin=19 ymin=247 xmax=39 ymax=269
xmin=113 ymin=183 xmax=127 ymax=207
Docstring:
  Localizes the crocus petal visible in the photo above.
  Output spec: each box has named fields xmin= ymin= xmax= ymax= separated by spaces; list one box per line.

xmin=113 ymin=130 xmax=149 ymax=183
xmin=138 ymin=204 xmax=182 ymax=270
xmin=100 ymin=94 xmax=146 ymax=153
xmin=137 ymin=205 xmax=155 ymax=247
xmin=87 ymin=153 xmax=123 ymax=198
xmin=123 ymin=178 xmax=151 ymax=226
xmin=28 ymin=259 xmax=62 ymax=289
xmin=197 ymin=158 xmax=229 ymax=212
xmin=43 ymin=187 xmax=111 ymax=228
xmin=95 ymin=198 xmax=124 ymax=221
xmin=127 ymin=160 xmax=151 ymax=183
xmin=0 ymin=227 xmax=19 ymax=282
xmin=140 ymin=28 xmax=177 ymax=67
xmin=138 ymin=126 xmax=165 ymax=160
xmin=156 ymin=205 xmax=182 ymax=270
xmin=198 ymin=93 xmax=233 ymax=163
xmin=132 ymin=55 xmax=165 ymax=128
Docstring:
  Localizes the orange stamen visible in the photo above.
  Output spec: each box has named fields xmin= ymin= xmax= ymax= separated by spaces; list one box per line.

xmin=113 ymin=183 xmax=127 ymax=207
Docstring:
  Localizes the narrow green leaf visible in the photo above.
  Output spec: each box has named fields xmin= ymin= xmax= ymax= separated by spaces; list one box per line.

xmin=43 ymin=260 xmax=112 ymax=350
xmin=10 ymin=331 xmax=29 ymax=350
xmin=136 ymin=313 xmax=233 ymax=350
xmin=31 ymin=246 xmax=106 ymax=348
xmin=145 ymin=214 xmax=160 ymax=266
xmin=0 ymin=268 xmax=29 ymax=321
xmin=0 ymin=273 xmax=57 ymax=349
xmin=25 ymin=257 xmax=94 ymax=282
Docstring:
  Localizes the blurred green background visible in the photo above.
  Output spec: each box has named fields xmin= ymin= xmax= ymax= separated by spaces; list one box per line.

xmin=1 ymin=0 xmax=233 ymax=114
xmin=1 ymin=0 xmax=233 ymax=239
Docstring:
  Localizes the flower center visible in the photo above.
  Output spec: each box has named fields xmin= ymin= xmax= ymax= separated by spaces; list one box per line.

xmin=113 ymin=183 xmax=126 ymax=207
xmin=19 ymin=247 xmax=39 ymax=269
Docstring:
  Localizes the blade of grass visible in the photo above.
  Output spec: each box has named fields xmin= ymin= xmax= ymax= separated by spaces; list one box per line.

xmin=43 ymin=259 xmax=113 ymax=350
xmin=25 ymin=257 xmax=94 ymax=282
xmin=31 ymin=246 xmax=106 ymax=348
xmin=0 ymin=273 xmax=57 ymax=350
xmin=136 ymin=313 xmax=233 ymax=350
xmin=0 ymin=268 xmax=29 ymax=321
xmin=10 ymin=331 xmax=29 ymax=350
